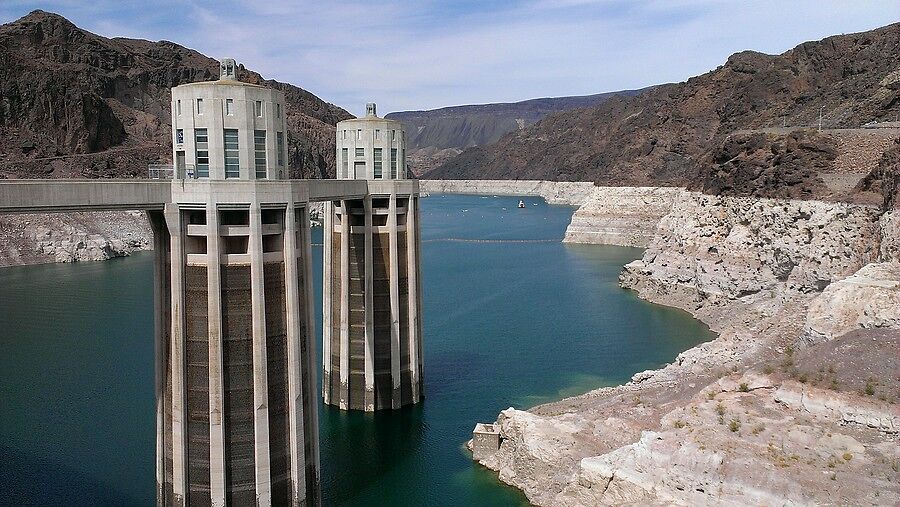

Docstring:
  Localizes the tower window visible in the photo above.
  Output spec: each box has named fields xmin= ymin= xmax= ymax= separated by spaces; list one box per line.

xmin=390 ymin=148 xmax=397 ymax=179
xmin=254 ymin=130 xmax=267 ymax=179
xmin=375 ymin=129 xmax=380 ymax=140
xmin=342 ymin=148 xmax=348 ymax=178
xmin=373 ymin=148 xmax=382 ymax=179
xmin=197 ymin=98 xmax=204 ymax=115
xmin=342 ymin=130 xmax=347 ymax=140
xmin=277 ymin=131 xmax=285 ymax=166
xmin=177 ymin=100 xmax=182 ymax=116
xmin=176 ymin=129 xmax=184 ymax=145
xmin=276 ymin=103 xmax=282 ymax=118
xmin=195 ymin=129 xmax=209 ymax=178
xmin=355 ymin=147 xmax=364 ymax=158
xmin=224 ymin=128 xmax=239 ymax=178
xmin=255 ymin=100 xmax=262 ymax=117
xmin=225 ymin=98 xmax=234 ymax=116
xmin=391 ymin=130 xmax=395 ymax=140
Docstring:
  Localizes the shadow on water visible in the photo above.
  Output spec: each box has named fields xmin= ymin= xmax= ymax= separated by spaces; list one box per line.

xmin=319 ymin=403 xmax=427 ymax=504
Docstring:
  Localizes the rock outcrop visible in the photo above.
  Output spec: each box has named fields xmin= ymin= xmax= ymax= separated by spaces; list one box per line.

xmin=620 ymin=192 xmax=882 ymax=301
xmin=0 ymin=211 xmax=151 ymax=266
xmin=418 ymin=179 xmax=596 ymax=206
xmin=562 ymin=187 xmax=680 ymax=247
xmin=804 ymin=261 xmax=900 ymax=342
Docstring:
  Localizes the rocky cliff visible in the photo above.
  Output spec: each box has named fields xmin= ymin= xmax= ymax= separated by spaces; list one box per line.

xmin=431 ymin=23 xmax=900 ymax=192
xmin=473 ymin=190 xmax=900 ymax=505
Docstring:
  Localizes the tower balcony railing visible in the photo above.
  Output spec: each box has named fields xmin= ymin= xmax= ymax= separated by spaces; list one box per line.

xmin=149 ymin=164 xmax=288 ymax=180
xmin=148 ymin=164 xmax=174 ymax=179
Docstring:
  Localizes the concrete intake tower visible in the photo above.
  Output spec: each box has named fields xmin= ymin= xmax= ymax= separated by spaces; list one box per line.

xmin=322 ymin=103 xmax=425 ymax=411
xmin=157 ymin=59 xmax=319 ymax=505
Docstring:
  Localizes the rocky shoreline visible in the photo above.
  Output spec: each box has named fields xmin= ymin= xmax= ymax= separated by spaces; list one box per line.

xmin=471 ymin=189 xmax=899 ymax=505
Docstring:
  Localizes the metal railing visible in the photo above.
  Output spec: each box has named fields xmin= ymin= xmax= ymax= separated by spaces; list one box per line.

xmin=148 ymin=164 xmax=174 ymax=179
xmin=148 ymin=163 xmax=290 ymax=180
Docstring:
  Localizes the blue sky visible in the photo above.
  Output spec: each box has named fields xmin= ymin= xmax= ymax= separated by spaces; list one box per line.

xmin=2 ymin=1 xmax=898 ymax=115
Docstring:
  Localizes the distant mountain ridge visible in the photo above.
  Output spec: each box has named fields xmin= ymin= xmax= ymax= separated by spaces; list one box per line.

xmin=387 ymin=90 xmax=646 ymax=150
xmin=0 ymin=10 xmax=353 ymax=180
xmin=429 ymin=22 xmax=900 ymax=205
xmin=386 ymin=89 xmax=646 ymax=174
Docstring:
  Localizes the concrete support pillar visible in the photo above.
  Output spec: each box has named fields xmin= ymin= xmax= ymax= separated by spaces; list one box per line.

xmin=414 ymin=196 xmax=425 ymax=395
xmin=406 ymin=196 xmax=421 ymax=401
xmin=248 ymin=203 xmax=271 ymax=506
xmin=388 ymin=194 xmax=401 ymax=408
xmin=363 ymin=196 xmax=375 ymax=411
xmin=339 ymin=201 xmax=350 ymax=410
xmin=321 ymin=202 xmax=333 ymax=404
xmin=149 ymin=211 xmax=167 ymax=507
xmin=205 ymin=203 xmax=226 ymax=507
xmin=282 ymin=203 xmax=307 ymax=504
xmin=164 ymin=204 xmax=188 ymax=507
xmin=300 ymin=205 xmax=322 ymax=501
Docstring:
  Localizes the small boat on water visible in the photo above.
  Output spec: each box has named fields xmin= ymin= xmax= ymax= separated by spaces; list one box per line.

xmin=518 ymin=200 xmax=526 ymax=208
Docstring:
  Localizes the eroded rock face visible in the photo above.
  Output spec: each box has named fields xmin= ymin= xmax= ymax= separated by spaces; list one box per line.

xmin=555 ymin=374 xmax=899 ymax=507
xmin=0 ymin=211 xmax=151 ymax=266
xmin=621 ymin=192 xmax=882 ymax=300
xmin=563 ymin=187 xmax=681 ymax=247
xmin=804 ymin=262 xmax=900 ymax=342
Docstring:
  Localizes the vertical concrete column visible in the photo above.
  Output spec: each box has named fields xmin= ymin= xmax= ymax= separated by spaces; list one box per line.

xmin=363 ymin=196 xmax=375 ymax=411
xmin=300 ymin=205 xmax=322 ymax=501
xmin=322 ymin=202 xmax=332 ymax=403
xmin=164 ymin=203 xmax=188 ymax=506
xmin=149 ymin=211 xmax=167 ymax=507
xmin=388 ymin=193 xmax=401 ymax=408
xmin=414 ymin=196 xmax=424 ymax=394
xmin=339 ymin=201 xmax=350 ymax=410
xmin=248 ymin=203 xmax=271 ymax=505
xmin=205 ymin=203 xmax=226 ymax=507
xmin=282 ymin=203 xmax=307 ymax=504
xmin=406 ymin=196 xmax=421 ymax=401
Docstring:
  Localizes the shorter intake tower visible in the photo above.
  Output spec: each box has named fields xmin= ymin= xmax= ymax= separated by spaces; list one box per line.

xmin=322 ymin=104 xmax=425 ymax=411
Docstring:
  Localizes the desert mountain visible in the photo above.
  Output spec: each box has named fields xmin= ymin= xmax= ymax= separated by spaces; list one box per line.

xmin=0 ymin=10 xmax=353 ymax=180
xmin=386 ymin=90 xmax=645 ymax=174
xmin=430 ymin=23 xmax=900 ymax=204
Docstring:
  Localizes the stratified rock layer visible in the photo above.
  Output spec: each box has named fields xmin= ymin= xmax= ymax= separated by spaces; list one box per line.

xmin=563 ymin=187 xmax=680 ymax=247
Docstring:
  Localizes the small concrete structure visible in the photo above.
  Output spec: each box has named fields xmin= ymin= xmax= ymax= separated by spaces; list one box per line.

xmin=472 ymin=423 xmax=502 ymax=460
xmin=322 ymin=103 xmax=425 ymax=411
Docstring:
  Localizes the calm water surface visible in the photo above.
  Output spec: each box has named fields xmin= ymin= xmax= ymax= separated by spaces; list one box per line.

xmin=0 ymin=194 xmax=714 ymax=506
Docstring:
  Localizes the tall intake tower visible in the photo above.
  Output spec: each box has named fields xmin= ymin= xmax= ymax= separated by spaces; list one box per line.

xmin=155 ymin=59 xmax=320 ymax=506
xmin=322 ymin=103 xmax=425 ymax=411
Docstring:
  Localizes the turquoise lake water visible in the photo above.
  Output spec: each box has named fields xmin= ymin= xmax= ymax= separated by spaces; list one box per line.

xmin=0 ymin=194 xmax=714 ymax=505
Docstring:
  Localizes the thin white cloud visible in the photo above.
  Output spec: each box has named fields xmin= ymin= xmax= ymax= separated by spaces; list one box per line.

xmin=1 ymin=0 xmax=898 ymax=115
